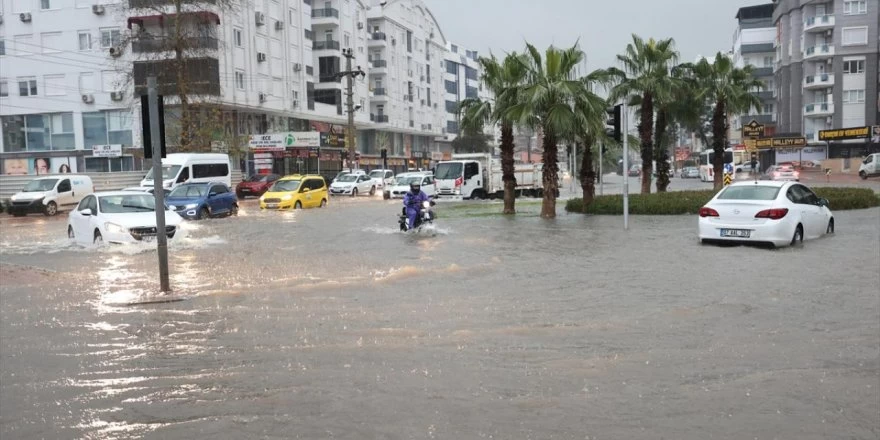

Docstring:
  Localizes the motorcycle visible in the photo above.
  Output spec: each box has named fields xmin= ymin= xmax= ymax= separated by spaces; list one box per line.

xmin=399 ymin=200 xmax=436 ymax=232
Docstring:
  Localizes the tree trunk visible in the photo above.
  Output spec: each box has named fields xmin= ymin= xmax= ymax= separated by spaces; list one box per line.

xmin=638 ymin=93 xmax=655 ymax=194
xmin=500 ymin=123 xmax=516 ymax=214
xmin=173 ymin=2 xmax=192 ymax=151
xmin=654 ymin=109 xmax=670 ymax=192
xmin=540 ymin=125 xmax=559 ymax=219
xmin=712 ymin=100 xmax=726 ymax=191
xmin=579 ymin=140 xmax=595 ymax=211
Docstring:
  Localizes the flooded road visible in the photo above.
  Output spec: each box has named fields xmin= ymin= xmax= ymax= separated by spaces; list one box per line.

xmin=2 ymin=198 xmax=879 ymax=439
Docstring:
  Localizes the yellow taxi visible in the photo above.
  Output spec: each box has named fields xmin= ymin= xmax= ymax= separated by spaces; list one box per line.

xmin=259 ymin=174 xmax=328 ymax=210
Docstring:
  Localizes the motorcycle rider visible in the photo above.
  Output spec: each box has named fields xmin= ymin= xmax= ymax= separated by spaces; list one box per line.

xmin=403 ymin=180 xmax=429 ymax=230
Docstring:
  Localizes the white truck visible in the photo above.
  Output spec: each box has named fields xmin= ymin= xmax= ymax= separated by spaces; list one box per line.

xmin=434 ymin=153 xmax=545 ymax=199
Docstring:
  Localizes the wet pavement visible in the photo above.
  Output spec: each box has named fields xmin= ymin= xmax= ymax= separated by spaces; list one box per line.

xmin=1 ymin=196 xmax=879 ymax=439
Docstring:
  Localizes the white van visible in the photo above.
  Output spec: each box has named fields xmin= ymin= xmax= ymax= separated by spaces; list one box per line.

xmin=7 ymin=175 xmax=94 ymax=217
xmin=858 ymin=153 xmax=880 ymax=179
xmin=141 ymin=153 xmax=231 ymax=190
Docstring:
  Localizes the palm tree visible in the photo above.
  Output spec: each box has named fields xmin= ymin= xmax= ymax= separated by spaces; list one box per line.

xmin=607 ymin=35 xmax=679 ymax=194
xmin=459 ymin=53 xmax=526 ymax=214
xmin=574 ymin=72 xmax=615 ymax=209
xmin=684 ymin=53 xmax=763 ymax=190
xmin=506 ymin=43 xmax=604 ymax=218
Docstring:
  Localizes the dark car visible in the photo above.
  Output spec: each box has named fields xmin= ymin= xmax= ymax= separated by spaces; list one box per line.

xmin=165 ymin=182 xmax=238 ymax=220
xmin=236 ymin=173 xmax=280 ymax=198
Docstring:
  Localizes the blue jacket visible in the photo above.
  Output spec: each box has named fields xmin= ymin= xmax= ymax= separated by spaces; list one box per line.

xmin=403 ymin=190 xmax=429 ymax=209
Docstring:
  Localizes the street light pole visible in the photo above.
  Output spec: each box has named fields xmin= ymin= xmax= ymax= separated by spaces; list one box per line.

xmin=338 ymin=48 xmax=365 ymax=170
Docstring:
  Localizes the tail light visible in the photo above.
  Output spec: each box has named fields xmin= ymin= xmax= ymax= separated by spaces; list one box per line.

xmin=773 ymin=172 xmax=780 ymax=177
xmin=699 ymin=207 xmax=719 ymax=217
xmin=454 ymin=177 xmax=463 ymax=187
xmin=755 ymin=208 xmax=788 ymax=220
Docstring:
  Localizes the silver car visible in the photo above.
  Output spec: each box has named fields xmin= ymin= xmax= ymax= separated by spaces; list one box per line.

xmin=761 ymin=165 xmax=800 ymax=182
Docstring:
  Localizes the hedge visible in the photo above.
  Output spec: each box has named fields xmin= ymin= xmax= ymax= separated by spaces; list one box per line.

xmin=565 ymin=187 xmax=880 ymax=215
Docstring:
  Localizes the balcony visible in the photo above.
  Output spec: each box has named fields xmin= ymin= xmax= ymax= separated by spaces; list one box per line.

xmin=313 ymin=40 xmax=340 ymax=51
xmin=755 ymin=90 xmax=774 ymax=101
xmin=804 ymin=44 xmax=834 ymax=61
xmin=311 ymin=7 xmax=339 ymax=26
xmin=319 ymin=74 xmax=341 ymax=83
xmin=129 ymin=0 xmax=216 ymax=8
xmin=370 ymin=114 xmax=389 ymax=123
xmin=803 ymin=73 xmax=834 ymax=90
xmin=371 ymin=88 xmax=388 ymax=102
xmin=131 ymin=36 xmax=218 ymax=53
xmin=304 ymin=29 xmax=314 ymax=41
xmin=133 ymin=57 xmax=220 ymax=96
xmin=368 ymin=32 xmax=387 ymax=47
xmin=751 ymin=66 xmax=773 ymax=77
xmin=804 ymin=102 xmax=833 ymax=117
xmin=370 ymin=59 xmax=388 ymax=75
xmin=804 ymin=15 xmax=835 ymax=33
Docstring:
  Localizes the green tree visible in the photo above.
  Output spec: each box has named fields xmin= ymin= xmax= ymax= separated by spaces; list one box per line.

xmin=459 ymin=53 xmax=526 ymax=214
xmin=451 ymin=131 xmax=492 ymax=153
xmin=506 ymin=43 xmax=604 ymax=218
xmin=606 ymin=35 xmax=679 ymax=194
xmin=683 ymin=53 xmax=763 ymax=190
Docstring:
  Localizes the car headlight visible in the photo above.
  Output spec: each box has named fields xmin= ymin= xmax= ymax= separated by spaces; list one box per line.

xmin=282 ymin=194 xmax=293 ymax=201
xmin=259 ymin=195 xmax=265 ymax=202
xmin=184 ymin=203 xmax=198 ymax=209
xmin=10 ymin=195 xmax=17 ymax=201
xmin=104 ymin=222 xmax=126 ymax=234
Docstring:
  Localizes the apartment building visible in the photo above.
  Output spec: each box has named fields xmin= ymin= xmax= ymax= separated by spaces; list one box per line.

xmin=773 ymin=0 xmax=879 ymax=155
xmin=730 ymin=3 xmax=777 ymax=143
xmin=440 ymin=41 xmax=496 ymax=144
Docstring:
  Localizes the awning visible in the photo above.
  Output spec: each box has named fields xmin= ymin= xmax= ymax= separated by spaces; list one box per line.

xmin=128 ymin=11 xmax=220 ymax=29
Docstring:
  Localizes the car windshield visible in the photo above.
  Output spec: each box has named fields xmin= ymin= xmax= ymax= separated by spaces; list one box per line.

xmin=369 ymin=171 xmax=386 ymax=178
xmin=247 ymin=174 xmax=271 ymax=182
xmin=169 ymin=185 xmax=207 ymax=198
xmin=717 ymin=185 xmax=782 ymax=201
xmin=143 ymin=165 xmax=182 ymax=180
xmin=434 ymin=163 xmax=462 ymax=180
xmin=337 ymin=175 xmax=359 ymax=182
xmin=99 ymin=194 xmax=159 ymax=213
xmin=270 ymin=180 xmax=300 ymax=192
xmin=22 ymin=179 xmax=59 ymax=192
xmin=395 ymin=176 xmax=423 ymax=185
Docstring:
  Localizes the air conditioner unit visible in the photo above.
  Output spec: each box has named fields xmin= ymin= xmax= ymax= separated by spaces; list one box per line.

xmin=20 ymin=12 xmax=32 ymax=22
xmin=275 ymin=20 xmax=284 ymax=30
xmin=357 ymin=22 xmax=364 ymax=29
xmin=259 ymin=92 xmax=267 ymax=103
xmin=92 ymin=4 xmax=104 ymax=15
xmin=255 ymin=12 xmax=265 ymax=26
xmin=293 ymin=63 xmax=302 ymax=71
xmin=109 ymin=47 xmax=122 ymax=57
xmin=110 ymin=91 xmax=124 ymax=101
xmin=257 ymin=52 xmax=267 ymax=62
xmin=81 ymin=94 xmax=95 ymax=104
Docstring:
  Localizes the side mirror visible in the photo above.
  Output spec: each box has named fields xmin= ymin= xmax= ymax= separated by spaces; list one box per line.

xmin=301 ymin=188 xmax=310 ymax=193
xmin=209 ymin=192 xmax=218 ymax=197
xmin=81 ymin=208 xmax=93 ymax=216
xmin=818 ymin=198 xmax=829 ymax=207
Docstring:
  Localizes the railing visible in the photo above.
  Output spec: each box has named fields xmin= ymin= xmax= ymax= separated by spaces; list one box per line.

xmin=311 ymin=7 xmax=338 ymax=18
xmin=131 ymin=36 xmax=219 ymax=53
xmin=371 ymin=32 xmax=386 ymax=41
xmin=804 ymin=15 xmax=833 ymax=28
xmin=805 ymin=73 xmax=831 ymax=85
xmin=372 ymin=59 xmax=387 ymax=68
xmin=313 ymin=40 xmax=340 ymax=50
xmin=373 ymin=88 xmax=386 ymax=96
xmin=319 ymin=74 xmax=341 ymax=83
xmin=805 ymin=45 xmax=832 ymax=57
xmin=805 ymin=102 xmax=831 ymax=114
xmin=370 ymin=114 xmax=389 ymax=123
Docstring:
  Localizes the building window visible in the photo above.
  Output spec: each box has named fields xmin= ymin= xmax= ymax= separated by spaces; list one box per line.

xmin=235 ymin=71 xmax=245 ymax=90
xmin=465 ymin=66 xmax=478 ymax=81
xmin=18 ymin=78 xmax=37 ymax=96
xmin=0 ymin=80 xmax=8 ymax=97
xmin=445 ymin=100 xmax=458 ymax=113
xmin=44 ymin=74 xmax=66 ymax=96
xmin=234 ymin=28 xmax=243 ymax=47
xmin=446 ymin=61 xmax=457 ymax=75
xmin=78 ymin=32 xmax=93 ymax=51
xmin=0 ymin=40 xmax=6 ymax=56
xmin=763 ymin=56 xmax=773 ymax=67
xmin=41 ymin=32 xmax=62 ymax=53
xmin=465 ymin=86 xmax=477 ymax=99
xmin=843 ymin=0 xmax=867 ymax=14
xmin=40 ymin=0 xmax=52 ymax=9
xmin=85 ymin=156 xmax=135 ymax=173
xmin=344 ymin=32 xmax=351 ymax=48
xmin=0 ymin=113 xmax=75 ymax=152
xmin=842 ymin=89 xmax=866 ymax=104
xmin=450 ymin=44 xmax=458 ymax=53
xmin=841 ymin=27 xmax=868 ymax=46
xmin=82 ymin=111 xmax=132 ymax=148
xmin=100 ymin=28 xmax=121 ymax=49
xmin=446 ymin=120 xmax=459 ymax=134
xmin=842 ymin=59 xmax=865 ymax=74
xmin=14 ymin=35 xmax=34 ymax=56
xmin=762 ymin=103 xmax=774 ymax=114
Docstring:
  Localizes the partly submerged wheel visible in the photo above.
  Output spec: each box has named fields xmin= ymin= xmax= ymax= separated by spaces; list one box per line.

xmin=198 ymin=207 xmax=210 ymax=220
xmin=93 ymin=230 xmax=103 ymax=245
xmin=826 ymin=218 xmax=834 ymax=234
xmin=790 ymin=224 xmax=803 ymax=246
xmin=351 ymin=188 xmax=358 ymax=197
xmin=320 ymin=199 xmax=327 ymax=208
xmin=294 ymin=201 xmax=302 ymax=209
xmin=43 ymin=201 xmax=58 ymax=216
xmin=231 ymin=204 xmax=239 ymax=216
xmin=68 ymin=225 xmax=75 ymax=239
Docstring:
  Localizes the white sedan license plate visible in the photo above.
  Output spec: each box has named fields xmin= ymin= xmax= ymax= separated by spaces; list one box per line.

xmin=720 ymin=229 xmax=751 ymax=238
xmin=266 ymin=203 xmax=278 ymax=209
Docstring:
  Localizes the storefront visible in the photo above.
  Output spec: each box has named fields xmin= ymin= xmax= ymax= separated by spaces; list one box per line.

xmin=247 ymin=131 xmax=347 ymax=182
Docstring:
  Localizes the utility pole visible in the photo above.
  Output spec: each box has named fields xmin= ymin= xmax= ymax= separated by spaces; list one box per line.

xmin=622 ymin=101 xmax=629 ymax=230
xmin=147 ymin=76 xmax=170 ymax=292
xmin=338 ymin=48 xmax=365 ymax=170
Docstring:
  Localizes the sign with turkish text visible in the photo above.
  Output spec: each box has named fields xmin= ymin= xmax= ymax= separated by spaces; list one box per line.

xmin=92 ymin=144 xmax=122 ymax=157
xmin=248 ymin=132 xmax=321 ymax=149
xmin=741 ymin=120 xmax=765 ymax=138
xmin=819 ymin=126 xmax=871 ymax=141
xmin=749 ymin=136 xmax=808 ymax=149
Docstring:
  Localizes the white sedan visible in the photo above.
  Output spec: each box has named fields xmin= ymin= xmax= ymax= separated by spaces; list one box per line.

xmin=67 ymin=191 xmax=183 ymax=245
xmin=385 ymin=174 xmax=437 ymax=199
xmin=329 ymin=174 xmax=377 ymax=197
xmin=698 ymin=181 xmax=834 ymax=248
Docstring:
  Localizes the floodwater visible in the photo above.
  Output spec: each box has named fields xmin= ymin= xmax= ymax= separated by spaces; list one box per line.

xmin=1 ymin=198 xmax=878 ymax=439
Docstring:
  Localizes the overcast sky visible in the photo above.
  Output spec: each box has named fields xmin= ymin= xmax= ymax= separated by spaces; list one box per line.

xmin=425 ymin=0 xmax=772 ymax=71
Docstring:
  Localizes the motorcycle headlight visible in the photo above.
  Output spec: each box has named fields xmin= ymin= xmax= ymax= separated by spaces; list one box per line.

xmin=422 ymin=201 xmax=431 ymax=209
xmin=104 ymin=222 xmax=126 ymax=234
xmin=184 ymin=203 xmax=198 ymax=209
xmin=282 ymin=194 xmax=293 ymax=201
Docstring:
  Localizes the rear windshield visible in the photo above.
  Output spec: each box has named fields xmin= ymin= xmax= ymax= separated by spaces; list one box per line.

xmin=717 ymin=185 xmax=781 ymax=201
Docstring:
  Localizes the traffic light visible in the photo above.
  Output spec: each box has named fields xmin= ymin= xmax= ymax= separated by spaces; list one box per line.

xmin=605 ymin=104 xmax=622 ymax=143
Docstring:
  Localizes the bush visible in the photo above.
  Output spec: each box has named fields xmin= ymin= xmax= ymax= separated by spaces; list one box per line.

xmin=565 ymin=187 xmax=880 ymax=215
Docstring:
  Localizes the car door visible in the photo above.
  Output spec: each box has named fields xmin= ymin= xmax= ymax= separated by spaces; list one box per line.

xmin=208 ymin=184 xmax=228 ymax=214
xmin=422 ymin=176 xmax=435 ymax=197
xmin=301 ymin=179 xmax=316 ymax=207
xmin=70 ymin=196 xmax=91 ymax=240
xmin=797 ymin=185 xmax=827 ymax=236
xmin=790 ymin=185 xmax=822 ymax=238
xmin=56 ymin=179 xmax=73 ymax=208
xmin=357 ymin=175 xmax=370 ymax=193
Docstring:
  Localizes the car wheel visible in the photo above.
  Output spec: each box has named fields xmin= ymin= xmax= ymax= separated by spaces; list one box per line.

xmin=859 ymin=171 xmax=867 ymax=180
xmin=68 ymin=225 xmax=75 ymax=239
xmin=383 ymin=192 xmax=390 ymax=200
xmin=826 ymin=218 xmax=834 ymax=234
xmin=320 ymin=199 xmax=327 ymax=208
xmin=93 ymin=230 xmax=103 ymax=245
xmin=369 ymin=186 xmax=376 ymax=196
xmin=294 ymin=201 xmax=302 ymax=209
xmin=198 ymin=207 xmax=210 ymax=220
xmin=43 ymin=201 xmax=58 ymax=216
xmin=231 ymin=204 xmax=239 ymax=216
xmin=790 ymin=224 xmax=803 ymax=246
xmin=351 ymin=188 xmax=358 ymax=197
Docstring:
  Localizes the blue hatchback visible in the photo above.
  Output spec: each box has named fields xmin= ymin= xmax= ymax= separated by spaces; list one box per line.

xmin=165 ymin=182 xmax=238 ymax=220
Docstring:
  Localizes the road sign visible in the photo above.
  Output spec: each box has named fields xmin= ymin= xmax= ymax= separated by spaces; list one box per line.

xmin=723 ymin=172 xmax=732 ymax=186
xmin=742 ymin=120 xmax=765 ymax=138
xmin=724 ymin=163 xmax=734 ymax=174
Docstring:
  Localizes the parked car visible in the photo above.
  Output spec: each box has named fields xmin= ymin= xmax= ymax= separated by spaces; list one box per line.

xmin=140 ymin=153 xmax=231 ymax=190
xmin=368 ymin=169 xmax=395 ymax=190
xmin=858 ymin=153 xmax=880 ymax=179
xmin=331 ymin=169 xmax=366 ymax=184
xmin=680 ymin=167 xmax=700 ymax=179
xmin=628 ymin=164 xmax=642 ymax=177
xmin=165 ymin=182 xmax=238 ymax=220
xmin=385 ymin=173 xmax=436 ymax=199
xmin=698 ymin=181 xmax=833 ymax=248
xmin=7 ymin=175 xmax=94 ymax=217
xmin=761 ymin=165 xmax=800 ymax=182
xmin=236 ymin=173 xmax=280 ymax=198
xmin=735 ymin=161 xmax=761 ymax=174
xmin=260 ymin=175 xmax=328 ymax=210
xmin=329 ymin=174 xmax=376 ymax=197
xmin=67 ymin=191 xmax=183 ymax=245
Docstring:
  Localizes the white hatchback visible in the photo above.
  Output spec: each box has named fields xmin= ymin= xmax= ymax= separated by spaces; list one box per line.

xmin=67 ymin=191 xmax=183 ymax=245
xmin=329 ymin=174 xmax=377 ymax=197
xmin=698 ymin=181 xmax=834 ymax=248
